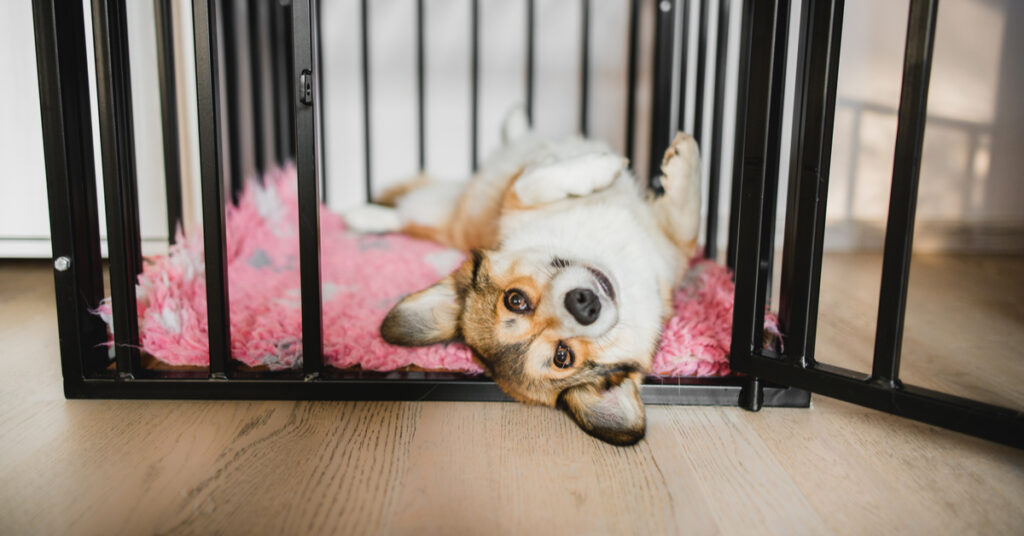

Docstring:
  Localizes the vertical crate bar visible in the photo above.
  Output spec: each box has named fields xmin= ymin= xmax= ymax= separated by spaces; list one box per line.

xmin=193 ymin=0 xmax=232 ymax=378
xmin=755 ymin=0 xmax=791 ymax=310
xmin=293 ymin=0 xmax=325 ymax=377
xmin=154 ymin=0 xmax=184 ymax=244
xmin=268 ymin=0 xmax=282 ymax=165
xmin=220 ymin=0 xmax=244 ymax=201
xmin=271 ymin=3 xmax=291 ymax=166
xmin=32 ymin=0 xmax=109 ymax=383
xmin=248 ymin=0 xmax=266 ymax=175
xmin=624 ymin=0 xmax=640 ymax=162
xmin=416 ymin=0 xmax=426 ymax=171
xmin=729 ymin=0 xmax=780 ymax=364
xmin=525 ymin=0 xmax=535 ymax=123
xmin=579 ymin=0 xmax=590 ymax=136
xmin=361 ymin=0 xmax=372 ymax=200
xmin=315 ymin=0 xmax=326 ymax=202
xmin=704 ymin=0 xmax=731 ymax=260
xmin=284 ymin=3 xmax=296 ymax=161
xmin=692 ymin=0 xmax=708 ymax=146
xmin=91 ymin=0 xmax=143 ymax=379
xmin=470 ymin=0 xmax=480 ymax=171
xmin=724 ymin=0 xmax=755 ymax=271
xmin=778 ymin=0 xmax=844 ymax=367
xmin=871 ymin=0 xmax=939 ymax=387
xmin=676 ymin=0 xmax=689 ymax=131
xmin=648 ymin=0 xmax=676 ymax=188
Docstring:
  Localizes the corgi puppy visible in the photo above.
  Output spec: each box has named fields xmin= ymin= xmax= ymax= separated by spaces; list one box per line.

xmin=344 ymin=110 xmax=701 ymax=445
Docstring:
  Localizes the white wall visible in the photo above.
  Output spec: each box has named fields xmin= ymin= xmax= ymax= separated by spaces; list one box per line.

xmin=3 ymin=0 xmax=1022 ymax=258
xmin=0 ymin=0 xmax=50 ymax=256
xmin=0 ymin=0 xmax=173 ymax=258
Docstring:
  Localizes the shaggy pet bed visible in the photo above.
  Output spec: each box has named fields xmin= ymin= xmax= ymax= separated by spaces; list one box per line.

xmin=97 ymin=166 xmax=779 ymax=376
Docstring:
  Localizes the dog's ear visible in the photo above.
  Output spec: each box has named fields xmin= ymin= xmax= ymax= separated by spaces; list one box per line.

xmin=559 ymin=373 xmax=646 ymax=446
xmin=381 ymin=275 xmax=462 ymax=346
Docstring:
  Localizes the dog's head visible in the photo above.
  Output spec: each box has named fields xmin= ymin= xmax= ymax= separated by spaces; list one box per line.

xmin=381 ymin=248 xmax=654 ymax=446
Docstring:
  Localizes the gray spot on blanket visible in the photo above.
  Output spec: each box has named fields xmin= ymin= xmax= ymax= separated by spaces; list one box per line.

xmin=248 ymin=249 xmax=274 ymax=269
xmin=358 ymin=237 xmax=390 ymax=251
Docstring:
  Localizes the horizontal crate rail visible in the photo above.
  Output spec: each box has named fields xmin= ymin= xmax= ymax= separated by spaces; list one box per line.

xmin=740 ymin=356 xmax=1024 ymax=448
xmin=63 ymin=374 xmax=809 ymax=408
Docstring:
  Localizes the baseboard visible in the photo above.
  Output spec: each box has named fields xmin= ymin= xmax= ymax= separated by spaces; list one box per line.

xmin=0 ymin=238 xmax=170 ymax=259
xmin=5 ymin=221 xmax=1020 ymax=259
xmin=823 ymin=220 xmax=1024 ymax=254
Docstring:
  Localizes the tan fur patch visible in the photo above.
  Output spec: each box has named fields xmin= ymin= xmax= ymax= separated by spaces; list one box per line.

xmin=373 ymin=174 xmax=430 ymax=207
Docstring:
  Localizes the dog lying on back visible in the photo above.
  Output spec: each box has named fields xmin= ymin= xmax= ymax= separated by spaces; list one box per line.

xmin=345 ymin=110 xmax=700 ymax=445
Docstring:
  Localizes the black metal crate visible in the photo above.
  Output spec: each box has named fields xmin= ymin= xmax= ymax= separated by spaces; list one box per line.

xmin=31 ymin=0 xmax=1023 ymax=447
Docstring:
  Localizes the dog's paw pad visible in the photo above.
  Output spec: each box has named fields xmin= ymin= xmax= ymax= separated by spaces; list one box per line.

xmin=660 ymin=133 xmax=699 ymax=186
xmin=343 ymin=204 xmax=402 ymax=234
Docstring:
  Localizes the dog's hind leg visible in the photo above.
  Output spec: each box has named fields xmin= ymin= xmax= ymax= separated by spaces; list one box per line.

xmin=651 ymin=133 xmax=702 ymax=258
xmin=343 ymin=178 xmax=463 ymax=240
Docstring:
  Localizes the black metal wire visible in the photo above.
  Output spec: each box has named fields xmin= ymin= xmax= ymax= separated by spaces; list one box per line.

xmin=676 ymin=0 xmax=690 ymax=132
xmin=649 ymin=0 xmax=676 ymax=187
xmin=219 ymin=0 xmax=244 ymax=202
xmin=361 ymin=0 xmax=372 ymax=200
xmin=470 ymin=0 xmax=479 ymax=171
xmin=871 ymin=0 xmax=940 ymax=387
xmin=315 ymin=0 xmax=326 ymax=203
xmin=293 ymin=0 xmax=324 ymax=378
xmin=192 ymin=0 xmax=232 ymax=378
xmin=153 ymin=0 xmax=183 ymax=243
xmin=624 ymin=0 xmax=640 ymax=163
xmin=580 ymin=0 xmax=590 ymax=136
xmin=777 ymin=0 xmax=844 ymax=367
xmin=91 ymin=0 xmax=142 ymax=379
xmin=32 ymin=0 xmax=109 ymax=378
xmin=417 ymin=0 xmax=426 ymax=171
xmin=247 ymin=0 xmax=266 ymax=175
xmin=692 ymin=0 xmax=708 ymax=146
xmin=704 ymin=0 xmax=731 ymax=260
xmin=525 ymin=0 xmax=535 ymax=124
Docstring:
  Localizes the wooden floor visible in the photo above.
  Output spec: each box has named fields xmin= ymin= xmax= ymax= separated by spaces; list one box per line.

xmin=0 ymin=254 xmax=1021 ymax=535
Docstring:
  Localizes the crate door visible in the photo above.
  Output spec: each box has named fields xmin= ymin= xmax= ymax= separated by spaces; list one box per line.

xmin=727 ymin=0 xmax=1023 ymax=449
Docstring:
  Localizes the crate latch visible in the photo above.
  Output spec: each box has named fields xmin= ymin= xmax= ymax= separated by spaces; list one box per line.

xmin=299 ymin=70 xmax=313 ymax=105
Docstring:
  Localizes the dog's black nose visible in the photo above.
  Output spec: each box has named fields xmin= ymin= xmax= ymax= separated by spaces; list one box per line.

xmin=565 ymin=288 xmax=601 ymax=326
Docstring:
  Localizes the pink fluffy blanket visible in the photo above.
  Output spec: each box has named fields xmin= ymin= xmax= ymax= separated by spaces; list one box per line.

xmin=98 ymin=166 xmax=778 ymax=376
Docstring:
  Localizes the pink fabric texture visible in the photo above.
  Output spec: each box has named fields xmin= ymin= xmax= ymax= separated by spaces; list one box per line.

xmin=97 ymin=167 xmax=778 ymax=376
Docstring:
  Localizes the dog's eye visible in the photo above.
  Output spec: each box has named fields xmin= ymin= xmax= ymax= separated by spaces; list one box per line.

xmin=503 ymin=289 xmax=531 ymax=313
xmin=553 ymin=342 xmax=575 ymax=369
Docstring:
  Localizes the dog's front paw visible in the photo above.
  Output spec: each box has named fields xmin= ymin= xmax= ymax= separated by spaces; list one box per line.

xmin=343 ymin=204 xmax=402 ymax=234
xmin=659 ymin=133 xmax=700 ymax=192
xmin=514 ymin=153 xmax=627 ymax=206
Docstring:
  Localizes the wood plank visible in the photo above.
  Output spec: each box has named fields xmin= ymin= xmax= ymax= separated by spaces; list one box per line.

xmin=388 ymin=402 xmax=721 ymax=534
xmin=743 ymin=396 xmax=1024 ymax=535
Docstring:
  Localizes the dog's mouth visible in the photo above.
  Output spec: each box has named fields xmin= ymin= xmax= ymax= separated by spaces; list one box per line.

xmin=586 ymin=266 xmax=616 ymax=302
